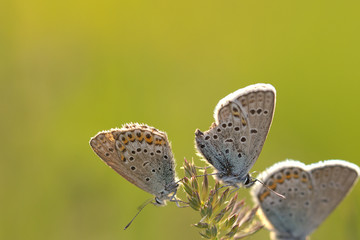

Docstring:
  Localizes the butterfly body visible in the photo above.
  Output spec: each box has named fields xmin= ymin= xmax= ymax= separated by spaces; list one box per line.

xmin=90 ymin=123 xmax=178 ymax=205
xmin=195 ymin=83 xmax=276 ymax=187
xmin=251 ymin=159 xmax=360 ymax=240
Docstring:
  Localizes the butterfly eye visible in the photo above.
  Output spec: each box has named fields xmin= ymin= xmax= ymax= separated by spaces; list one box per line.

xmin=244 ymin=176 xmax=250 ymax=185
xmin=243 ymin=174 xmax=253 ymax=187
xmin=155 ymin=197 xmax=163 ymax=205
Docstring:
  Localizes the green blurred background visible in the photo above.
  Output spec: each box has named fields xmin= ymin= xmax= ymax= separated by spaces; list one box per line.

xmin=1 ymin=0 xmax=360 ymax=239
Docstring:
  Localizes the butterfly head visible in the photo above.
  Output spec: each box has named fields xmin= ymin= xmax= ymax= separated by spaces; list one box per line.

xmin=243 ymin=174 xmax=256 ymax=188
xmin=153 ymin=197 xmax=166 ymax=206
xmin=217 ymin=173 xmax=255 ymax=188
xmin=154 ymin=182 xmax=179 ymax=206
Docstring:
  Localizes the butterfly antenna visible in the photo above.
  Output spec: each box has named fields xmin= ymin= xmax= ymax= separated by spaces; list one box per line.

xmin=254 ymin=178 xmax=286 ymax=199
xmin=124 ymin=198 xmax=153 ymax=230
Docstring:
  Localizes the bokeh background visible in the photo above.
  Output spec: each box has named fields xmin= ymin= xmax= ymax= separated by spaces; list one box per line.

xmin=1 ymin=0 xmax=360 ymax=239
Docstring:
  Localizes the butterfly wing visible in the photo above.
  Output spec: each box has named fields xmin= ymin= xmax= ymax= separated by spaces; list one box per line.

xmin=195 ymin=83 xmax=276 ymax=181
xmin=252 ymin=160 xmax=315 ymax=239
xmin=305 ymin=160 xmax=360 ymax=234
xmin=90 ymin=123 xmax=177 ymax=199
xmin=252 ymin=160 xmax=360 ymax=240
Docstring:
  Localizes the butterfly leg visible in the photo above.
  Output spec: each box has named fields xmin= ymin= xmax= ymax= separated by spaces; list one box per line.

xmin=169 ymin=190 xmax=189 ymax=208
xmin=214 ymin=184 xmax=232 ymax=194
xmin=229 ymin=185 xmax=240 ymax=195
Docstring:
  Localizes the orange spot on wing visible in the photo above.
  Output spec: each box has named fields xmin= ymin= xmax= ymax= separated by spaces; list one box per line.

xmin=145 ymin=133 xmax=153 ymax=144
xmin=128 ymin=133 xmax=135 ymax=142
xmin=275 ymin=174 xmax=285 ymax=184
xmin=241 ymin=117 xmax=247 ymax=126
xmin=155 ymin=138 xmax=163 ymax=145
xmin=121 ymin=135 xmax=128 ymax=144
xmin=301 ymin=177 xmax=308 ymax=183
xmin=233 ymin=111 xmax=240 ymax=117
xmin=136 ymin=132 xmax=144 ymax=141
xmin=259 ymin=191 xmax=270 ymax=202
xmin=118 ymin=144 xmax=125 ymax=152
xmin=268 ymin=181 xmax=277 ymax=190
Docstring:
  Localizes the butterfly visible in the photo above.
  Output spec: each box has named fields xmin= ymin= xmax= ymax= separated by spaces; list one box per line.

xmin=195 ymin=83 xmax=276 ymax=187
xmin=251 ymin=159 xmax=360 ymax=240
xmin=90 ymin=123 xmax=179 ymax=205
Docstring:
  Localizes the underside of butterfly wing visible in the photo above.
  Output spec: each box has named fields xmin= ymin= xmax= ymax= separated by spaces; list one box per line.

xmin=90 ymin=123 xmax=178 ymax=201
xmin=252 ymin=159 xmax=360 ymax=240
xmin=252 ymin=160 xmax=314 ymax=239
xmin=195 ymin=84 xmax=276 ymax=185
xmin=305 ymin=160 xmax=360 ymax=233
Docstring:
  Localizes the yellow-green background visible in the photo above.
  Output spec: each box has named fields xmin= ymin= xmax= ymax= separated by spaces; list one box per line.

xmin=1 ymin=0 xmax=359 ymax=239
